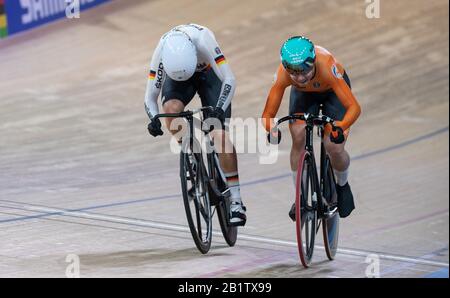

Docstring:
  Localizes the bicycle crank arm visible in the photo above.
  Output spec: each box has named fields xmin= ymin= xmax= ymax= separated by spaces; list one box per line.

xmin=207 ymin=179 xmax=225 ymax=201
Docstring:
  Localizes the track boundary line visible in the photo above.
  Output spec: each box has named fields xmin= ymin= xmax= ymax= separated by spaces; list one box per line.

xmin=1 ymin=202 xmax=448 ymax=268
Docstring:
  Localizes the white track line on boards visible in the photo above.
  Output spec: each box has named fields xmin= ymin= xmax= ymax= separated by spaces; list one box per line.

xmin=6 ymin=203 xmax=450 ymax=269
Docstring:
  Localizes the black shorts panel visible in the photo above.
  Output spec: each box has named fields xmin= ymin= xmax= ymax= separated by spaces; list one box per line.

xmin=289 ymin=72 xmax=351 ymax=121
xmin=161 ymin=76 xmax=197 ymax=107
xmin=161 ymin=69 xmax=231 ymax=120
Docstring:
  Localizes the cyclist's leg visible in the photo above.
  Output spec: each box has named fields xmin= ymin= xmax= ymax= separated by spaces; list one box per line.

xmin=322 ymin=71 xmax=352 ymax=178
xmin=198 ymin=69 xmax=245 ymax=225
xmin=288 ymin=87 xmax=320 ymax=220
xmin=197 ymin=69 xmax=238 ymax=186
xmin=289 ymin=87 xmax=320 ymax=186
xmin=161 ymin=75 xmax=197 ymax=140
xmin=322 ymin=72 xmax=355 ymax=217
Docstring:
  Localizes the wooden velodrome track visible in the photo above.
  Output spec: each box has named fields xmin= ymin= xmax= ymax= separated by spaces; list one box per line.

xmin=0 ymin=0 xmax=448 ymax=277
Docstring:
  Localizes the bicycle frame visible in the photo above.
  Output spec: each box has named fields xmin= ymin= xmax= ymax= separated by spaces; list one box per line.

xmin=274 ymin=112 xmax=342 ymax=266
xmin=154 ymin=106 xmax=238 ymax=251
xmin=305 ymin=120 xmax=326 ymax=217
xmin=154 ymin=107 xmax=229 ymax=203
xmin=275 ymin=113 xmax=337 ymax=218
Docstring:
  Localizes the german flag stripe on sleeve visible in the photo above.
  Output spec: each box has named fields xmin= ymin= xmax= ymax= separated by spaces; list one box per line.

xmin=0 ymin=0 xmax=7 ymax=39
xmin=226 ymin=175 xmax=239 ymax=182
xmin=0 ymin=15 xmax=6 ymax=28
xmin=148 ymin=70 xmax=156 ymax=80
xmin=215 ymin=55 xmax=227 ymax=66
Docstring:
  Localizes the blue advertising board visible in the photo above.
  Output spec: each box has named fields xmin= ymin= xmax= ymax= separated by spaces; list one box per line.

xmin=4 ymin=0 xmax=111 ymax=36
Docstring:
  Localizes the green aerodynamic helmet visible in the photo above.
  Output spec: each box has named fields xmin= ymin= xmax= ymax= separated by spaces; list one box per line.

xmin=280 ymin=36 xmax=316 ymax=73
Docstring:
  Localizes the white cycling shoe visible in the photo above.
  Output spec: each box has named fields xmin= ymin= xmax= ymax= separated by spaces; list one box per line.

xmin=229 ymin=201 xmax=247 ymax=226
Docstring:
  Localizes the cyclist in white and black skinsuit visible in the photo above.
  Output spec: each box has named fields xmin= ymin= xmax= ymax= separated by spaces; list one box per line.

xmin=144 ymin=24 xmax=246 ymax=226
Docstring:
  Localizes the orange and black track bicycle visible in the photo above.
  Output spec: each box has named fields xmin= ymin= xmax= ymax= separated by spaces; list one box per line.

xmin=153 ymin=106 xmax=237 ymax=254
xmin=273 ymin=112 xmax=340 ymax=268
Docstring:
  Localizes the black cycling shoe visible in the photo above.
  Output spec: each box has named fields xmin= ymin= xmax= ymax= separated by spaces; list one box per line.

xmin=336 ymin=182 xmax=355 ymax=218
xmin=229 ymin=202 xmax=247 ymax=226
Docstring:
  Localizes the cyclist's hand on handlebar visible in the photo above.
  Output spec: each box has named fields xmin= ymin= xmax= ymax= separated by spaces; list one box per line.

xmin=267 ymin=128 xmax=282 ymax=145
xmin=148 ymin=118 xmax=163 ymax=137
xmin=330 ymin=126 xmax=345 ymax=144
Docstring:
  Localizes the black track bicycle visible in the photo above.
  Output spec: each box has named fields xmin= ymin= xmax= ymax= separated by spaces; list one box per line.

xmin=153 ymin=106 xmax=237 ymax=254
xmin=273 ymin=112 xmax=340 ymax=267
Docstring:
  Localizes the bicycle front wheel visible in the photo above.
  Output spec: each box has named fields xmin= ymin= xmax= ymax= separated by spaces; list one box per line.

xmin=295 ymin=151 xmax=318 ymax=268
xmin=180 ymin=141 xmax=212 ymax=254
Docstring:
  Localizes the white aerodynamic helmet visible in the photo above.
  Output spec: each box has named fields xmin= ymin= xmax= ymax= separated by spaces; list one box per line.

xmin=162 ymin=32 xmax=197 ymax=81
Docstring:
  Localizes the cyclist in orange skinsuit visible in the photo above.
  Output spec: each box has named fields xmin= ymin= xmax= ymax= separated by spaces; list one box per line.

xmin=262 ymin=36 xmax=361 ymax=219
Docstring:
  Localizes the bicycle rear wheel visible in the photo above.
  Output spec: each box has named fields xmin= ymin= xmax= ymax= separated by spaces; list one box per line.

xmin=207 ymin=152 xmax=237 ymax=247
xmin=295 ymin=151 xmax=318 ymax=268
xmin=217 ymin=196 xmax=237 ymax=247
xmin=180 ymin=141 xmax=212 ymax=254
xmin=322 ymin=156 xmax=340 ymax=260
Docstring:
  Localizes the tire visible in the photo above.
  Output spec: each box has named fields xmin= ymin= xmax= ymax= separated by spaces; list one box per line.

xmin=295 ymin=150 xmax=318 ymax=268
xmin=210 ymin=153 xmax=237 ymax=247
xmin=322 ymin=156 xmax=340 ymax=260
xmin=180 ymin=140 xmax=212 ymax=254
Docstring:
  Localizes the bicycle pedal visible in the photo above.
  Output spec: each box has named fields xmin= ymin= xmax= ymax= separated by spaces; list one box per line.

xmin=324 ymin=207 xmax=338 ymax=218
xmin=221 ymin=188 xmax=231 ymax=199
xmin=188 ymin=187 xmax=198 ymax=200
xmin=229 ymin=218 xmax=246 ymax=227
